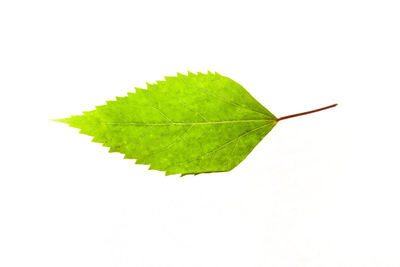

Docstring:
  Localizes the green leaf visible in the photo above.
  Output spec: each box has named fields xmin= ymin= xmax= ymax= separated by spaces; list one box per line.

xmin=54 ymin=72 xmax=277 ymax=175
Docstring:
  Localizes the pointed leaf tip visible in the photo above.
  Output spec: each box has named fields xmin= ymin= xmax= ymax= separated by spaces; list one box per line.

xmin=50 ymin=118 xmax=69 ymax=124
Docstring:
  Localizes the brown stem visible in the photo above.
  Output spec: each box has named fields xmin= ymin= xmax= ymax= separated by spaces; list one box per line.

xmin=276 ymin=104 xmax=337 ymax=122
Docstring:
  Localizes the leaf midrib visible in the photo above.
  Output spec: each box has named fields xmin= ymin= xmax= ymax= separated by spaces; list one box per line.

xmin=79 ymin=119 xmax=275 ymax=126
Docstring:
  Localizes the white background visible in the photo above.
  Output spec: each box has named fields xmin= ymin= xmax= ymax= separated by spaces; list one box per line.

xmin=1 ymin=0 xmax=399 ymax=266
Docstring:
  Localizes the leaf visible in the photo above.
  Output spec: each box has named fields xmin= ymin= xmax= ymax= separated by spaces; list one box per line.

xmin=54 ymin=72 xmax=277 ymax=175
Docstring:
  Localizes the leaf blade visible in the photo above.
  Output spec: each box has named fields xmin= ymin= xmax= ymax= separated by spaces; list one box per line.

xmin=56 ymin=72 xmax=277 ymax=175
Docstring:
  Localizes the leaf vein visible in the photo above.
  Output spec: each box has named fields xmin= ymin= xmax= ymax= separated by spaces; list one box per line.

xmin=75 ymin=119 xmax=273 ymax=126
xmin=191 ymin=80 xmax=269 ymax=117
xmin=166 ymin=123 xmax=271 ymax=171
xmin=143 ymin=125 xmax=194 ymax=161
